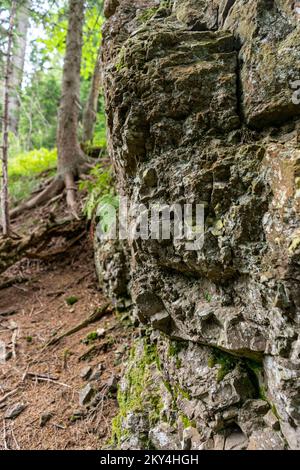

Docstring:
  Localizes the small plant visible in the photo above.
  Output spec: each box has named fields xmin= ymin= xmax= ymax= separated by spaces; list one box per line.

xmin=65 ymin=296 xmax=79 ymax=306
xmin=26 ymin=336 xmax=33 ymax=343
xmin=83 ymin=331 xmax=98 ymax=345
xmin=79 ymin=163 xmax=119 ymax=228
xmin=204 ymin=292 xmax=212 ymax=302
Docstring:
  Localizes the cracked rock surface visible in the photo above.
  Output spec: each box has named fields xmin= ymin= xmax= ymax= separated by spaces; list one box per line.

xmin=97 ymin=0 xmax=300 ymax=450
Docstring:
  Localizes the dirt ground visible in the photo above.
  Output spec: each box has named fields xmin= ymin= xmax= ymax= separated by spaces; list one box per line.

xmin=0 ymin=204 xmax=134 ymax=450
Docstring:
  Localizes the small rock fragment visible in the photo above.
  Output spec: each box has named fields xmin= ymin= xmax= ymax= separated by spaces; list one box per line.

xmin=96 ymin=328 xmax=105 ymax=338
xmin=80 ymin=366 xmax=92 ymax=380
xmin=40 ymin=412 xmax=53 ymax=427
xmin=5 ymin=403 xmax=26 ymax=419
xmin=263 ymin=410 xmax=280 ymax=431
xmin=106 ymin=374 xmax=118 ymax=393
xmin=79 ymin=383 xmax=94 ymax=406
xmin=90 ymin=365 xmax=104 ymax=382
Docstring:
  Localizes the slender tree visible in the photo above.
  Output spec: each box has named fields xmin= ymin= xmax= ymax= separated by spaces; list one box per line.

xmin=57 ymin=0 xmax=86 ymax=214
xmin=1 ymin=0 xmax=17 ymax=236
xmin=82 ymin=42 xmax=102 ymax=143
xmin=9 ymin=0 xmax=31 ymax=135
xmin=11 ymin=0 xmax=88 ymax=218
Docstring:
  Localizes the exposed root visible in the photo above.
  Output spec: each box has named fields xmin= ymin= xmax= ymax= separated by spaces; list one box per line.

xmin=9 ymin=155 xmax=98 ymax=221
xmin=0 ymin=217 xmax=85 ymax=275
xmin=64 ymin=172 xmax=79 ymax=219
xmin=10 ymin=177 xmax=64 ymax=220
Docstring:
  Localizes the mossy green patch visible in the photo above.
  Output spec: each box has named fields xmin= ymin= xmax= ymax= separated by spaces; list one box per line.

xmin=84 ymin=331 xmax=98 ymax=344
xmin=137 ymin=7 xmax=159 ymax=24
xmin=208 ymin=348 xmax=239 ymax=382
xmin=65 ymin=296 xmax=79 ymax=306
xmin=204 ymin=291 xmax=213 ymax=302
xmin=110 ymin=338 xmax=163 ymax=448
xmin=180 ymin=414 xmax=196 ymax=429
xmin=115 ymin=47 xmax=127 ymax=72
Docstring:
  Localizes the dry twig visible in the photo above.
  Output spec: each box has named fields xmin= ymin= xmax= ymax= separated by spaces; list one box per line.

xmin=44 ymin=303 xmax=110 ymax=348
xmin=0 ymin=388 xmax=18 ymax=405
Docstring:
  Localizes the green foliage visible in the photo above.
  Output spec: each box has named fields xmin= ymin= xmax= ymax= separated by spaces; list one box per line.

xmin=80 ymin=164 xmax=118 ymax=224
xmin=81 ymin=7 xmax=103 ymax=81
xmin=180 ymin=415 xmax=196 ymax=429
xmin=84 ymin=331 xmax=98 ymax=344
xmin=18 ymin=70 xmax=62 ymax=150
xmin=65 ymin=296 xmax=79 ymax=306
xmin=8 ymin=148 xmax=57 ymax=179
xmin=40 ymin=3 xmax=103 ymax=80
xmin=204 ymin=291 xmax=212 ymax=302
xmin=7 ymin=148 xmax=57 ymax=205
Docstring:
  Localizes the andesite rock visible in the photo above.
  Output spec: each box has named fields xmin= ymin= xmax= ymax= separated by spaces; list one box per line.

xmin=98 ymin=0 xmax=300 ymax=449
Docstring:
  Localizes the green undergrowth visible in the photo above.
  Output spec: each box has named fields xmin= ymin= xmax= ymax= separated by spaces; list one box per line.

xmin=168 ymin=340 xmax=187 ymax=368
xmin=79 ymin=163 xmax=118 ymax=227
xmin=6 ymin=148 xmax=57 ymax=205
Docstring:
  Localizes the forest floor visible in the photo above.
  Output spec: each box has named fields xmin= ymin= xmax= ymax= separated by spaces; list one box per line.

xmin=0 ymin=198 xmax=134 ymax=450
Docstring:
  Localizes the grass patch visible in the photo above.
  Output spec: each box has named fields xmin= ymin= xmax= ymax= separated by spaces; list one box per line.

xmin=6 ymin=148 xmax=57 ymax=205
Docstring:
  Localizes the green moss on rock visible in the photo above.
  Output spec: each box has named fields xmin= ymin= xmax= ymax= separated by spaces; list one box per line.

xmin=208 ymin=348 xmax=239 ymax=382
xmin=110 ymin=337 xmax=164 ymax=447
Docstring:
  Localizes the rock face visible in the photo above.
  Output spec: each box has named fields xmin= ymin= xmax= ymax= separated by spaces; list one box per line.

xmin=98 ymin=0 xmax=300 ymax=449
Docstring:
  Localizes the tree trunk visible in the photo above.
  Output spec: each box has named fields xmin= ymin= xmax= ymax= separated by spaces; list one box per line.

xmin=1 ymin=1 xmax=17 ymax=237
xmin=82 ymin=43 xmax=102 ymax=143
xmin=57 ymin=0 xmax=86 ymax=214
xmin=9 ymin=0 xmax=89 ymax=218
xmin=9 ymin=0 xmax=30 ymax=135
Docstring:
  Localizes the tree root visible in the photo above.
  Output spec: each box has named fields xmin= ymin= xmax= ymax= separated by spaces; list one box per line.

xmin=10 ymin=177 xmax=64 ymax=220
xmin=9 ymin=155 xmax=98 ymax=221
xmin=0 ymin=216 xmax=85 ymax=275
xmin=43 ymin=303 xmax=110 ymax=349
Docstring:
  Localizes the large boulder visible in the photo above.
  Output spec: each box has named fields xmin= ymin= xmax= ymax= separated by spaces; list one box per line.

xmin=99 ymin=0 xmax=300 ymax=449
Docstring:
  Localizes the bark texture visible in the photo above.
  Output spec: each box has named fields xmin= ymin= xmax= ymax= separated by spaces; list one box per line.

xmin=57 ymin=0 xmax=86 ymax=212
xmin=1 ymin=1 xmax=17 ymax=236
xmin=82 ymin=44 xmax=102 ymax=143
xmin=99 ymin=0 xmax=300 ymax=450
xmin=8 ymin=0 xmax=30 ymax=135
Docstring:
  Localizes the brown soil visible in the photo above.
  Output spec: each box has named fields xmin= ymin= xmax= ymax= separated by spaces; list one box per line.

xmin=0 ymin=202 xmax=134 ymax=450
